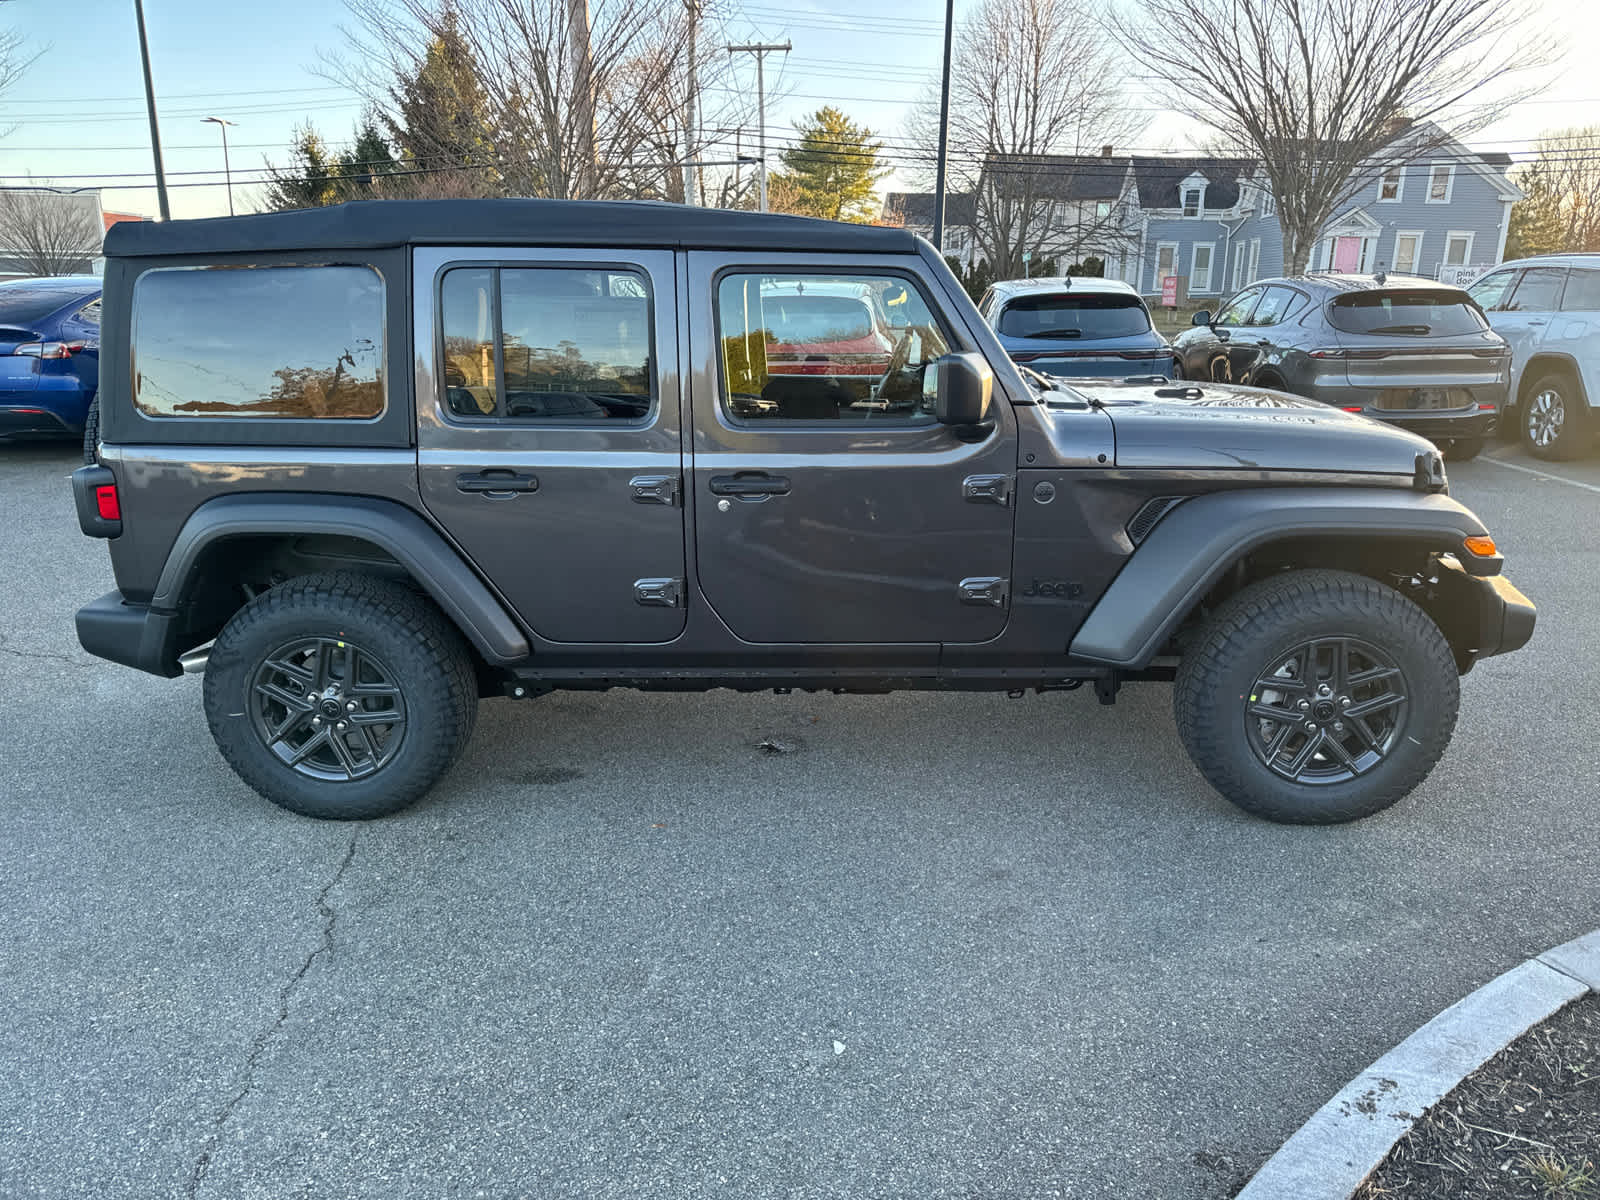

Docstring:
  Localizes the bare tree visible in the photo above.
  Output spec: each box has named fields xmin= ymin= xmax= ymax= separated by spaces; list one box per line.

xmin=0 ymin=188 xmax=102 ymax=276
xmin=0 ymin=18 xmax=43 ymax=139
xmin=909 ymin=0 xmax=1144 ymax=277
xmin=1505 ymin=126 xmax=1600 ymax=256
xmin=1118 ymin=0 xmax=1553 ymax=274
xmin=330 ymin=0 xmax=748 ymax=201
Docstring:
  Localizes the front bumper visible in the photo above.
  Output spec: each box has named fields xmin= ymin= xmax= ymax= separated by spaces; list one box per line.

xmin=76 ymin=590 xmax=183 ymax=678
xmin=1425 ymin=558 xmax=1536 ymax=672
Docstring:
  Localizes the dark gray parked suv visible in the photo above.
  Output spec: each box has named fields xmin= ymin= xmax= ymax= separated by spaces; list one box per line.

xmin=1172 ymin=274 xmax=1510 ymax=461
xmin=72 ymin=200 xmax=1534 ymax=825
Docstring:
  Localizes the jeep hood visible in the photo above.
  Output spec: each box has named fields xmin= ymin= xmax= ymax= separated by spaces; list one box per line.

xmin=1064 ymin=379 xmax=1437 ymax=475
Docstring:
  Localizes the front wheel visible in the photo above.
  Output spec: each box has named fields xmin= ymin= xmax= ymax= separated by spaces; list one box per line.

xmin=203 ymin=573 xmax=479 ymax=819
xmin=1174 ymin=569 xmax=1460 ymax=824
xmin=1522 ymin=373 xmax=1592 ymax=460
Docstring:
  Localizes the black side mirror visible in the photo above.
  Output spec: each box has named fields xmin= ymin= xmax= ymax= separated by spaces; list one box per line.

xmin=927 ymin=352 xmax=993 ymax=427
xmin=1191 ymin=310 xmax=1213 ymax=327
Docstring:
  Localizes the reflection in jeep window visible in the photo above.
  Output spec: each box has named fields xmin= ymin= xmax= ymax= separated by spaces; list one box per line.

xmin=440 ymin=266 xmax=652 ymax=422
xmin=132 ymin=265 xmax=384 ymax=419
xmin=717 ymin=273 xmax=948 ymax=422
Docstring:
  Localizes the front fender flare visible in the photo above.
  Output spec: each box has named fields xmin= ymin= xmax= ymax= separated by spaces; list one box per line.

xmin=152 ymin=493 xmax=531 ymax=665
xmin=1067 ymin=486 xmax=1492 ymax=669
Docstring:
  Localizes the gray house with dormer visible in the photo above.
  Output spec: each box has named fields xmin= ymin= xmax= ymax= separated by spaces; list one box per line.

xmin=883 ymin=122 xmax=1522 ymax=303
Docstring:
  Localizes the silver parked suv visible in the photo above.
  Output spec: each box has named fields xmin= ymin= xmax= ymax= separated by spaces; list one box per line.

xmin=1468 ymin=254 xmax=1600 ymax=460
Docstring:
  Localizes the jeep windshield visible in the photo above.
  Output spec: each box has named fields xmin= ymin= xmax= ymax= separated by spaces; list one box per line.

xmin=998 ymin=293 xmax=1152 ymax=339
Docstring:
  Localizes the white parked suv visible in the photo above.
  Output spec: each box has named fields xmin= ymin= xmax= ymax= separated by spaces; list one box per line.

xmin=1468 ymin=255 xmax=1600 ymax=460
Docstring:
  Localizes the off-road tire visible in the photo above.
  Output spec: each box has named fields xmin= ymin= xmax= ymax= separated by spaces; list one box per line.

xmin=203 ymin=572 xmax=478 ymax=820
xmin=81 ymin=395 xmax=99 ymax=464
xmin=1174 ymin=569 xmax=1459 ymax=824
xmin=1522 ymin=371 xmax=1592 ymax=461
xmin=1442 ymin=436 xmax=1485 ymax=462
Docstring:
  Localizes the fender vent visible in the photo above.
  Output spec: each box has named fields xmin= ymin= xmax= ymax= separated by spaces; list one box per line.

xmin=1126 ymin=496 xmax=1187 ymax=544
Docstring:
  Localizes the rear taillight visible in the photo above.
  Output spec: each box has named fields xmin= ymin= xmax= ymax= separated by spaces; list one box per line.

xmin=95 ymin=484 xmax=120 ymax=521
xmin=1309 ymin=349 xmax=1345 ymax=360
xmin=1341 ymin=406 xmax=1365 ymax=413
xmin=15 ymin=341 xmax=73 ymax=359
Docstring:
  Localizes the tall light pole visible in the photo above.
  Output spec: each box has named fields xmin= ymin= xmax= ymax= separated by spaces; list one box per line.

xmin=727 ymin=41 xmax=790 ymax=213
xmin=202 ymin=117 xmax=237 ymax=216
xmin=932 ymin=0 xmax=955 ymax=251
xmin=133 ymin=0 xmax=170 ymax=221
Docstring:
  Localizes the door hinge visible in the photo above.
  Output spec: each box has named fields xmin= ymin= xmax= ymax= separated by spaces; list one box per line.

xmin=962 ymin=474 xmax=1012 ymax=506
xmin=629 ymin=474 xmax=682 ymax=506
xmin=633 ymin=577 xmax=684 ymax=608
xmin=957 ymin=576 xmax=1009 ymax=607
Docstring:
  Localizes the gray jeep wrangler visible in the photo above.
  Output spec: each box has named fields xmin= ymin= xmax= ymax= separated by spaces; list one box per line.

xmin=71 ymin=200 xmax=1534 ymax=824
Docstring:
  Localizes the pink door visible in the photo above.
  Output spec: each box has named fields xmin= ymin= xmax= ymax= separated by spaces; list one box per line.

xmin=1334 ymin=237 xmax=1363 ymax=273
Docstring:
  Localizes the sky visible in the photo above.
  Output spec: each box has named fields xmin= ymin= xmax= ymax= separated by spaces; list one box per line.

xmin=3 ymin=0 xmax=1599 ymax=221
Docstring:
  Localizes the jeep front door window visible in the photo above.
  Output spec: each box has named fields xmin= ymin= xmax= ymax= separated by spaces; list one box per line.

xmin=690 ymin=260 xmax=1016 ymax=648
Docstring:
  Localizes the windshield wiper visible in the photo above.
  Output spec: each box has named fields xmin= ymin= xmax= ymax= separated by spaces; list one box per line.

xmin=1366 ymin=323 xmax=1431 ymax=335
xmin=1026 ymin=328 xmax=1083 ymax=338
xmin=1019 ymin=365 xmax=1096 ymax=408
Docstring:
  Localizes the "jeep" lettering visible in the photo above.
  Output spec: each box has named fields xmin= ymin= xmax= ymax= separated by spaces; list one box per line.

xmin=1020 ymin=579 xmax=1084 ymax=600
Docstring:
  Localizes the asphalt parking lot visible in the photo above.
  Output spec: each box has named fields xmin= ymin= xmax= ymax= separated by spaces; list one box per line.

xmin=2 ymin=440 xmax=1597 ymax=1200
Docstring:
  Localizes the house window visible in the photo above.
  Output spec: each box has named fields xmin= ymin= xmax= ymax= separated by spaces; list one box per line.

xmin=1182 ymin=187 xmax=1202 ymax=218
xmin=1232 ymin=241 xmax=1247 ymax=290
xmin=1096 ymin=201 xmax=1112 ymax=219
xmin=1380 ymin=166 xmax=1404 ymax=202
xmin=1263 ymin=190 xmax=1276 ymax=216
xmin=1191 ymin=242 xmax=1215 ymax=292
xmin=1247 ymin=239 xmax=1261 ymax=283
xmin=1154 ymin=243 xmax=1178 ymax=290
xmin=1428 ymin=165 xmax=1454 ymax=203
xmin=1445 ymin=231 xmax=1474 ymax=267
xmin=1393 ymin=232 xmax=1423 ymax=275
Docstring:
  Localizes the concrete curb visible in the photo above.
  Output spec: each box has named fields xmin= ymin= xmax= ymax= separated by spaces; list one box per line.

xmin=1235 ymin=929 xmax=1600 ymax=1200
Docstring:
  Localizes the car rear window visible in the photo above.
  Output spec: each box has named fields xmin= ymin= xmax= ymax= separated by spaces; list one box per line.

xmin=997 ymin=293 xmax=1152 ymax=339
xmin=0 ymin=285 xmax=92 ymax=325
xmin=133 ymin=265 xmax=385 ymax=419
xmin=757 ymin=294 xmax=874 ymax=344
xmin=1326 ymin=289 xmax=1488 ymax=337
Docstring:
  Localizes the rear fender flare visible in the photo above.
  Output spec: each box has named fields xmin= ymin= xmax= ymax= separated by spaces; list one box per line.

xmin=1067 ymin=486 xmax=1493 ymax=668
xmin=152 ymin=493 xmax=531 ymax=665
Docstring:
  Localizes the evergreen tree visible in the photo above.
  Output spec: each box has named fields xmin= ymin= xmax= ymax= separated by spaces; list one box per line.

xmin=263 ymin=124 xmax=342 ymax=211
xmin=773 ymin=107 xmax=891 ymax=222
xmin=382 ymin=17 xmax=500 ymax=191
xmin=1506 ymin=160 xmax=1572 ymax=260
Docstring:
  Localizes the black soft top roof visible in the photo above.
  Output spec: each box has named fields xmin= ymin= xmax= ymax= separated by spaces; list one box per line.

xmin=103 ymin=198 xmax=920 ymax=258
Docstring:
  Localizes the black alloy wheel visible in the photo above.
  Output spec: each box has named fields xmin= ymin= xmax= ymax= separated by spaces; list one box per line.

xmin=1243 ymin=636 xmax=1408 ymax=785
xmin=249 ymin=637 xmax=407 ymax=781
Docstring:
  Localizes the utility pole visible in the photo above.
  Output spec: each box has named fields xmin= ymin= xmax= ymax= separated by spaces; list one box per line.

xmin=569 ymin=0 xmax=597 ymax=198
xmin=682 ymin=0 xmax=699 ymax=206
xmin=201 ymin=117 xmax=237 ymax=216
xmin=726 ymin=41 xmax=790 ymax=213
xmin=932 ymin=0 xmax=954 ymax=250
xmin=133 ymin=0 xmax=170 ymax=221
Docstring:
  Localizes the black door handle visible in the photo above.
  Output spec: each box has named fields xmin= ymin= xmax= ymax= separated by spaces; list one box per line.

xmin=709 ymin=472 xmax=790 ymax=497
xmin=456 ymin=469 xmax=539 ymax=495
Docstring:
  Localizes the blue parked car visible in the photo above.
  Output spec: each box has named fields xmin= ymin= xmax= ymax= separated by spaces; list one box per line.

xmin=977 ymin=276 xmax=1176 ymax=378
xmin=0 ymin=275 xmax=102 ymax=451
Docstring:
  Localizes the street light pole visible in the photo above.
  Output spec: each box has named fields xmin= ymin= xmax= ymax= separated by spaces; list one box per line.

xmin=727 ymin=41 xmax=790 ymax=213
xmin=932 ymin=0 xmax=954 ymax=251
xmin=133 ymin=0 xmax=170 ymax=221
xmin=202 ymin=117 xmax=237 ymax=216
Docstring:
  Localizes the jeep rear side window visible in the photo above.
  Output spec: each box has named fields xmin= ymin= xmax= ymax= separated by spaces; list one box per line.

xmin=716 ymin=273 xmax=949 ymax=423
xmin=132 ymin=265 xmax=384 ymax=419
xmin=439 ymin=266 xmax=652 ymax=423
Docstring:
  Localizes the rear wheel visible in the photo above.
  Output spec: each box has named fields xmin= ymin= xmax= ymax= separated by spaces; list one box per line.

xmin=1522 ymin=372 xmax=1592 ymax=460
xmin=202 ymin=573 xmax=478 ymax=819
xmin=1174 ymin=569 xmax=1459 ymax=824
xmin=1442 ymin=436 xmax=1484 ymax=462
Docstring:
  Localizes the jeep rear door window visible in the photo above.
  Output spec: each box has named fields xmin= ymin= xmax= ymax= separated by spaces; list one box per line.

xmin=716 ymin=273 xmax=949 ymax=422
xmin=439 ymin=266 xmax=652 ymax=422
xmin=1326 ymin=289 xmax=1489 ymax=336
xmin=996 ymin=293 xmax=1151 ymax=339
xmin=132 ymin=265 xmax=385 ymax=419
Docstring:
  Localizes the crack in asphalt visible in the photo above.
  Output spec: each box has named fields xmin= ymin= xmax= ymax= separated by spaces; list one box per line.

xmin=0 ymin=635 xmax=97 ymax=668
xmin=185 ymin=833 xmax=358 ymax=1199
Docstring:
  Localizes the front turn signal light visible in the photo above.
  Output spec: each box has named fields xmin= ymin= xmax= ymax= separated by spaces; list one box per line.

xmin=1463 ymin=535 xmax=1498 ymax=558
